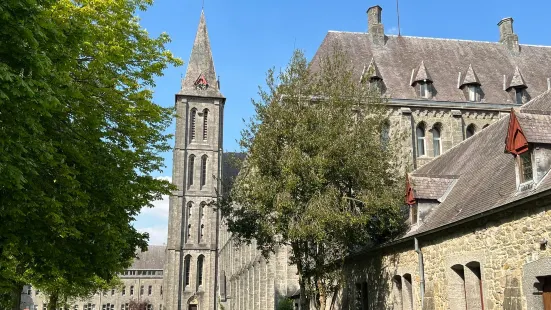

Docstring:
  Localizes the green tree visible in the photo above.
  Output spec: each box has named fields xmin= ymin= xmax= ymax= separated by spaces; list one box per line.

xmin=218 ymin=47 xmax=406 ymax=309
xmin=0 ymin=0 xmax=181 ymax=308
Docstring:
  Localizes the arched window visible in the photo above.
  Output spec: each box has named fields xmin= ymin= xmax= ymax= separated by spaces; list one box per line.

xmin=416 ymin=123 xmax=426 ymax=157
xmin=190 ymin=109 xmax=197 ymax=141
xmin=402 ymin=274 xmax=414 ymax=310
xmin=198 ymin=202 xmax=205 ymax=242
xmin=186 ymin=202 xmax=193 ymax=242
xmin=188 ymin=155 xmax=195 ymax=186
xmin=202 ymin=109 xmax=209 ymax=140
xmin=466 ymin=262 xmax=484 ymax=310
xmin=466 ymin=124 xmax=476 ymax=139
xmin=197 ymin=255 xmax=204 ymax=289
xmin=451 ymin=264 xmax=467 ymax=310
xmin=184 ymin=255 xmax=191 ymax=287
xmin=432 ymin=124 xmax=441 ymax=157
xmin=200 ymin=155 xmax=208 ymax=188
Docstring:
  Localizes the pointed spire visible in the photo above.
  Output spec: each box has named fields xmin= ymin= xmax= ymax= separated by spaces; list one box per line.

xmin=508 ymin=66 xmax=527 ymax=90
xmin=460 ymin=64 xmax=481 ymax=88
xmin=360 ymin=57 xmax=382 ymax=83
xmin=179 ymin=11 xmax=223 ymax=98
xmin=411 ymin=61 xmax=432 ymax=86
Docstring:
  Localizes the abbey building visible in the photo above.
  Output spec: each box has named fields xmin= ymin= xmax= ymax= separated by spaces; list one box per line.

xmin=20 ymin=4 xmax=551 ymax=310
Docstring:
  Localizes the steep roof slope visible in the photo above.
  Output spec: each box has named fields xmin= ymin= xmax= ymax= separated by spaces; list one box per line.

xmin=130 ymin=245 xmax=166 ymax=269
xmin=311 ymin=32 xmax=551 ymax=104
xmin=409 ymin=90 xmax=551 ymax=236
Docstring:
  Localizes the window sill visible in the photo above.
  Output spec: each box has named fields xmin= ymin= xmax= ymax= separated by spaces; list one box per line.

xmin=518 ymin=181 xmax=534 ymax=192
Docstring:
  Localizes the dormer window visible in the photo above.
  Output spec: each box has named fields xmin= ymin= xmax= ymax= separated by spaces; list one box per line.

xmin=369 ymin=78 xmax=382 ymax=93
xmin=518 ymin=150 xmax=533 ymax=183
xmin=419 ymin=81 xmax=430 ymax=99
xmin=468 ymin=85 xmax=481 ymax=102
xmin=411 ymin=204 xmax=418 ymax=225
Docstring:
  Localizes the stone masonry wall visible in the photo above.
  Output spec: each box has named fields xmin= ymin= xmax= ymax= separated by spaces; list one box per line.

xmin=341 ymin=197 xmax=551 ymax=310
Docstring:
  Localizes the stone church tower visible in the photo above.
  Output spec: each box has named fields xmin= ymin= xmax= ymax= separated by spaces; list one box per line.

xmin=164 ymin=11 xmax=225 ymax=310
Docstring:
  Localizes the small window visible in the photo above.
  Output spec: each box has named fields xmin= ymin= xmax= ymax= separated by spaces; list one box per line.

xmin=361 ymin=282 xmax=368 ymax=310
xmin=111 ymin=289 xmax=114 ymax=296
xmin=130 ymin=286 xmax=134 ymax=296
xmin=197 ymin=255 xmax=204 ymax=288
xmin=411 ymin=204 xmax=418 ymax=225
xmin=515 ymin=88 xmax=524 ymax=104
xmin=148 ymin=285 xmax=152 ymax=295
xmin=369 ymin=78 xmax=381 ymax=93
xmin=140 ymin=285 xmax=144 ymax=295
xmin=160 ymin=285 xmax=163 ymax=296
xmin=466 ymin=124 xmax=476 ymax=139
xmin=392 ymin=275 xmax=403 ymax=310
xmin=418 ymin=81 xmax=432 ymax=99
xmin=122 ymin=286 xmax=126 ymax=296
xmin=200 ymin=155 xmax=208 ymax=188
xmin=190 ymin=109 xmax=197 ymax=141
xmin=203 ymin=109 xmax=209 ymax=140
xmin=432 ymin=125 xmax=441 ymax=157
xmin=416 ymin=123 xmax=426 ymax=157
xmin=184 ymin=255 xmax=191 ymax=287
xmin=188 ymin=155 xmax=195 ymax=186
xmin=519 ymin=151 xmax=533 ymax=183
xmin=27 ymin=286 xmax=32 ymax=295
xmin=468 ymin=85 xmax=481 ymax=102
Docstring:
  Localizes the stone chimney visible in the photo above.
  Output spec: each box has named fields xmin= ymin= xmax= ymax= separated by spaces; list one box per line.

xmin=498 ymin=17 xmax=520 ymax=54
xmin=367 ymin=5 xmax=385 ymax=46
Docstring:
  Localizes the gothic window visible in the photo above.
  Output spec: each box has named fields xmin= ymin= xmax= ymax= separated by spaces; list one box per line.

xmin=518 ymin=150 xmax=533 ymax=183
xmin=198 ymin=202 xmax=205 ymax=242
xmin=416 ymin=123 xmax=426 ymax=157
xmin=468 ymin=85 xmax=481 ymax=102
xmin=146 ymin=305 xmax=152 ymax=310
xmin=186 ymin=202 xmax=192 ymax=242
xmin=197 ymin=255 xmax=204 ymax=288
xmin=466 ymin=124 xmax=476 ymax=139
xmin=202 ymin=109 xmax=209 ymax=140
xmin=190 ymin=109 xmax=197 ymax=141
xmin=184 ymin=255 xmax=191 ymax=287
xmin=432 ymin=124 xmax=441 ymax=157
xmin=188 ymin=155 xmax=195 ymax=186
xmin=200 ymin=155 xmax=208 ymax=188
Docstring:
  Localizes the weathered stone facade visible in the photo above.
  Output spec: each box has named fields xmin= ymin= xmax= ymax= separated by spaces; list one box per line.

xmin=341 ymin=196 xmax=551 ymax=310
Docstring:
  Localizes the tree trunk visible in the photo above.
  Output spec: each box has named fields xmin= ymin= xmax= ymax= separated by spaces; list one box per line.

xmin=317 ymin=280 xmax=326 ymax=310
xmin=10 ymin=284 xmax=23 ymax=310
xmin=47 ymin=291 xmax=59 ymax=310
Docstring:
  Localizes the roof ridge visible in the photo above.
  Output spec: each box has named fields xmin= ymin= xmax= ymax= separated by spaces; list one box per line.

xmin=326 ymin=31 xmax=551 ymax=48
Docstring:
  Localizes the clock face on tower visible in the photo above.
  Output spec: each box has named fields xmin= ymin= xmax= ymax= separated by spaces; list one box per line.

xmin=194 ymin=74 xmax=209 ymax=90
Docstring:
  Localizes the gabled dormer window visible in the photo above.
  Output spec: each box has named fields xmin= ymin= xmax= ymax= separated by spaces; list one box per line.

xmin=518 ymin=150 xmax=533 ymax=183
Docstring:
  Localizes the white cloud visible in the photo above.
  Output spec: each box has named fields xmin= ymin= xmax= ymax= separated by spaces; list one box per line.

xmin=138 ymin=226 xmax=167 ymax=246
xmin=140 ymin=176 xmax=172 ymax=219
xmin=387 ymin=26 xmax=399 ymax=35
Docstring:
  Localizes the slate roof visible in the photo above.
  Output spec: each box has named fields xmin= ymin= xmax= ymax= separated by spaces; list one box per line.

xmin=130 ymin=245 xmax=166 ymax=270
xmin=410 ymin=176 xmax=457 ymax=201
xmin=311 ymin=32 xmax=551 ymax=104
xmin=460 ymin=64 xmax=481 ymax=87
xmin=178 ymin=11 xmax=224 ymax=98
xmin=407 ymin=90 xmax=551 ymax=236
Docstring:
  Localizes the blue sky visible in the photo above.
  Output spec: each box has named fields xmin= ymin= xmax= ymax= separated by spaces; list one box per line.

xmin=133 ymin=0 xmax=551 ymax=245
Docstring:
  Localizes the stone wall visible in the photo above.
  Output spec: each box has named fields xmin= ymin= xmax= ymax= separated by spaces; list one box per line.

xmin=341 ymin=196 xmax=551 ymax=310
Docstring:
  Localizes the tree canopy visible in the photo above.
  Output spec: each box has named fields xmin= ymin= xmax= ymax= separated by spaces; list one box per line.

xmin=0 ymin=0 xmax=181 ymax=308
xmin=219 ymin=47 xmax=407 ymax=309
